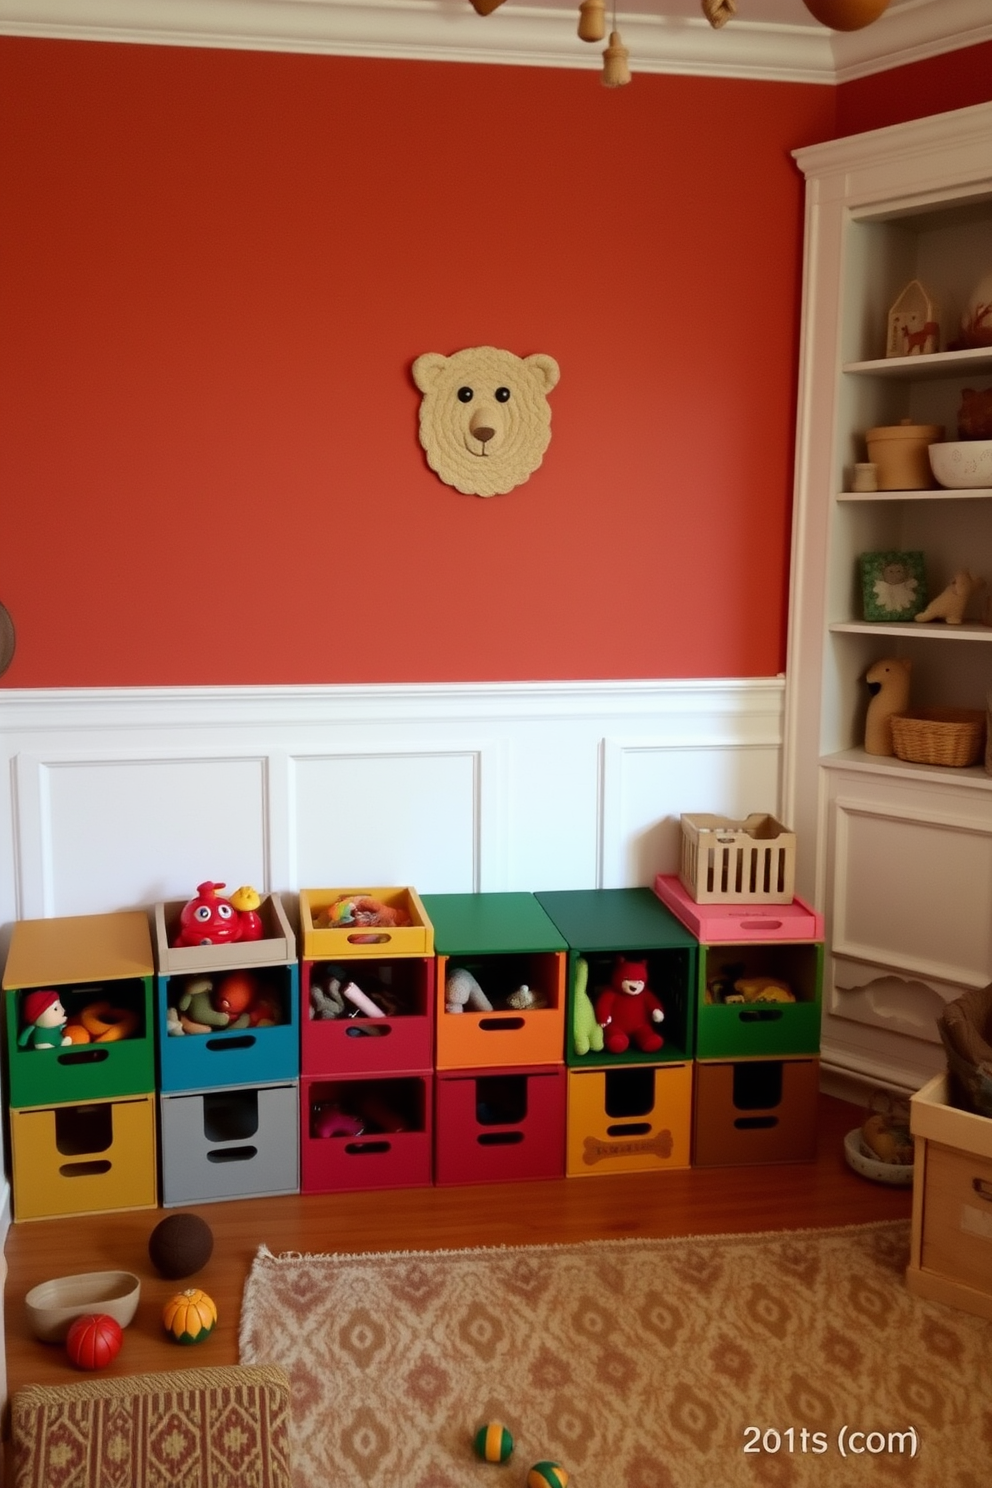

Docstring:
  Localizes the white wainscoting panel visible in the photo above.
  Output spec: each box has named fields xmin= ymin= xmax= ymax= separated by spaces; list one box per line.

xmin=0 ymin=679 xmax=786 ymax=925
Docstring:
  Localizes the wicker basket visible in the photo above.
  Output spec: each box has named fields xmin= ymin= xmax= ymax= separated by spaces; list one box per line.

xmin=890 ymin=708 xmax=986 ymax=768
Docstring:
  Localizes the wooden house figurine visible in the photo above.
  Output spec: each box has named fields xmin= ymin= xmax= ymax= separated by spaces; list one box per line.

xmin=886 ymin=279 xmax=939 ymax=357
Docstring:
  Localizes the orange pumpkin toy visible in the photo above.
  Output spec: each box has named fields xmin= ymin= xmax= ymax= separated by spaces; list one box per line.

xmin=163 ymin=1288 xmax=217 ymax=1345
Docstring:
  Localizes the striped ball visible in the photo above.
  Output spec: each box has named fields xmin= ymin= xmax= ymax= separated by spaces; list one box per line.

xmin=473 ymin=1421 xmax=514 ymax=1463
xmin=527 ymin=1464 xmax=568 ymax=1488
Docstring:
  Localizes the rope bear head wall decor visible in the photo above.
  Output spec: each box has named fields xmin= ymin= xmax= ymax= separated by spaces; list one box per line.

xmin=411 ymin=346 xmax=560 ymax=498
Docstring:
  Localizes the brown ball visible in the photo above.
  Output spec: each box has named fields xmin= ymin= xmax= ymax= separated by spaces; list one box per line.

xmin=148 ymin=1212 xmax=214 ymax=1280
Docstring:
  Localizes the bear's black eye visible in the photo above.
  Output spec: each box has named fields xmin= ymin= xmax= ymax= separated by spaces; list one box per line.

xmin=495 ymin=386 xmax=511 ymax=402
xmin=457 ymin=386 xmax=474 ymax=403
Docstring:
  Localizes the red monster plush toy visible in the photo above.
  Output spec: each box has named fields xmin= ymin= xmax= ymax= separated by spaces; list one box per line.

xmin=595 ymin=956 xmax=665 ymax=1054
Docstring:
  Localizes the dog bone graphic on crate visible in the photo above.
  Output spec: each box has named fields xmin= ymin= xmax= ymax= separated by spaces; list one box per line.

xmin=679 ymin=813 xmax=796 ymax=905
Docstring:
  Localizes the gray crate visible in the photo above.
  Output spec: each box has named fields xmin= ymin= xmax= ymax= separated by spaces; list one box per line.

xmin=159 ymin=1081 xmax=299 ymax=1206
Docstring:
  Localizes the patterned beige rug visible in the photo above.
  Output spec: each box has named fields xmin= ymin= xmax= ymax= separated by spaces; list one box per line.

xmin=239 ymin=1221 xmax=990 ymax=1488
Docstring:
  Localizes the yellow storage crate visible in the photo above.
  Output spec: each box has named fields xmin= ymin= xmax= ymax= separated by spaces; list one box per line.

xmin=566 ymin=1061 xmax=692 ymax=1176
xmin=299 ymin=887 xmax=433 ymax=960
xmin=10 ymin=1093 xmax=158 ymax=1221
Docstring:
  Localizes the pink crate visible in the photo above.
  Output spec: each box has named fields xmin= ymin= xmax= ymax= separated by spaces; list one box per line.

xmin=434 ymin=1064 xmax=566 ymax=1186
xmin=654 ymin=874 xmax=823 ymax=943
xmin=301 ymin=958 xmax=434 ymax=1077
xmin=300 ymin=1074 xmax=433 ymax=1193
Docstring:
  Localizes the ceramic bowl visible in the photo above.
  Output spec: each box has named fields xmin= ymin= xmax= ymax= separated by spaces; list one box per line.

xmin=25 ymin=1269 xmax=141 ymax=1343
xmin=928 ymin=440 xmax=992 ymax=489
xmin=843 ymin=1128 xmax=914 ymax=1187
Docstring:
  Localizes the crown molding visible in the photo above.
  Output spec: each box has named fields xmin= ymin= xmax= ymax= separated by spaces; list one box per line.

xmin=0 ymin=0 xmax=987 ymax=85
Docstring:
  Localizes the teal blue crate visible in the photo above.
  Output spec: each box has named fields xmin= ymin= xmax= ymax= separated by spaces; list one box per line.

xmin=157 ymin=963 xmax=300 ymax=1093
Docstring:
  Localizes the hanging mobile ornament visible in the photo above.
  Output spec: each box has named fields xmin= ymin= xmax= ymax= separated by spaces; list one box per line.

xmin=578 ymin=0 xmax=606 ymax=43
xmin=702 ymin=0 xmax=736 ymax=26
xmin=601 ymin=2 xmax=631 ymax=87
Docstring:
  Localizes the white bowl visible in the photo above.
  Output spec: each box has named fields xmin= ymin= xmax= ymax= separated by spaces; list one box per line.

xmin=928 ymin=440 xmax=992 ymax=489
xmin=843 ymin=1128 xmax=914 ymax=1187
xmin=25 ymin=1270 xmax=141 ymax=1343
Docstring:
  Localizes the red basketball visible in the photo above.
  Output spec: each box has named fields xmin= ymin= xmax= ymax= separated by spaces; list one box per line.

xmin=65 ymin=1313 xmax=123 ymax=1370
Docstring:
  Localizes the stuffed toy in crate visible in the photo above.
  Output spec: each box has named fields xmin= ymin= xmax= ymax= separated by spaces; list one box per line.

xmin=938 ymin=982 xmax=992 ymax=1118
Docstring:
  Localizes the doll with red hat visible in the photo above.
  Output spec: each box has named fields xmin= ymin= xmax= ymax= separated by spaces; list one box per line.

xmin=18 ymin=989 xmax=71 ymax=1049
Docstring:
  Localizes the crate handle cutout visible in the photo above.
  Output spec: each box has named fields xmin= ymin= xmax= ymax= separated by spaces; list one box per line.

xmin=478 ymin=1016 xmax=525 ymax=1032
xmin=734 ymin=1116 xmax=779 ymax=1130
xmin=59 ymin=1159 xmax=112 ymax=1178
xmin=732 ymin=1061 xmax=783 ymax=1111
xmin=346 ymin=1024 xmax=392 ymax=1038
xmin=344 ymin=1140 xmax=392 ymax=1156
xmin=606 ymin=1122 xmax=652 ymax=1137
xmin=55 ymin=1103 xmax=113 ymax=1156
xmin=604 ymin=1066 xmax=655 ymax=1119
xmin=739 ymin=1009 xmax=784 ymax=1024
xmin=207 ymin=1146 xmax=258 ymax=1164
xmin=205 ymin=1034 xmax=256 ymax=1053
xmin=203 ymin=1090 xmax=259 ymax=1143
xmin=973 ymin=1178 xmax=992 ymax=1204
xmin=57 ymin=1047 xmax=109 ymax=1066
xmin=739 ymin=919 xmax=784 ymax=931
xmin=478 ymin=1131 xmax=525 ymax=1147
xmin=347 ymin=932 xmax=391 ymax=944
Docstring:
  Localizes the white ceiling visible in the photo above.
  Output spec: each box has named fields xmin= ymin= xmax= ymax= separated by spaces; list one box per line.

xmin=0 ymin=0 xmax=989 ymax=85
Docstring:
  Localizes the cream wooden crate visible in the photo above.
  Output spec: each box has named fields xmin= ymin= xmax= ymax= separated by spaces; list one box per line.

xmin=678 ymin=814 xmax=796 ymax=905
xmin=907 ymin=1072 xmax=992 ymax=1322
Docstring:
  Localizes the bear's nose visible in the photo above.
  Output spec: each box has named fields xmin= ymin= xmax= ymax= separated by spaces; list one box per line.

xmin=472 ymin=426 xmax=496 ymax=445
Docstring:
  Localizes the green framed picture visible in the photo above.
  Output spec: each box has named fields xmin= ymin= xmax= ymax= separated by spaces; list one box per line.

xmin=860 ymin=550 xmax=927 ymax=622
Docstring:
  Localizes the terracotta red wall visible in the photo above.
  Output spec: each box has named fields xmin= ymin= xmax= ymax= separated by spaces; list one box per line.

xmin=0 ymin=39 xmax=838 ymax=688
xmin=836 ymin=38 xmax=992 ymax=137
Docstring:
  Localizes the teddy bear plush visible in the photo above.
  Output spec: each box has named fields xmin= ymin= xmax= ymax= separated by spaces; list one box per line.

xmin=595 ymin=956 xmax=665 ymax=1054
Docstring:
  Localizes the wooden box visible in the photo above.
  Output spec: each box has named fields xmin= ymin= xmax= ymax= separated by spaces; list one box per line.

xmin=907 ymin=1072 xmax=992 ymax=1321
xmin=679 ymin=813 xmax=796 ymax=905
xmin=153 ymin=893 xmax=295 ymax=976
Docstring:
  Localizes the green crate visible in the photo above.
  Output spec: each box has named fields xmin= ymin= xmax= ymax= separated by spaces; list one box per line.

xmin=3 ymin=912 xmax=156 ymax=1108
xmin=536 ymin=889 xmax=697 ymax=1068
xmin=695 ymin=941 xmax=823 ymax=1060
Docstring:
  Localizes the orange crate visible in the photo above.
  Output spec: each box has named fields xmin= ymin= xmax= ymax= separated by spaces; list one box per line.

xmin=435 ymin=952 xmax=566 ymax=1070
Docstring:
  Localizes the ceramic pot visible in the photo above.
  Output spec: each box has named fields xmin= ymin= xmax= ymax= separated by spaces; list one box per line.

xmin=865 ymin=420 xmax=943 ymax=490
xmin=802 ymin=0 xmax=890 ymax=29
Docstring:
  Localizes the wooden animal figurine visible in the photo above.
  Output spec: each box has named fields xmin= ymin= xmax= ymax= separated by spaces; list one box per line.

xmin=914 ymin=569 xmax=985 ymax=625
xmin=864 ymin=657 xmax=912 ymax=755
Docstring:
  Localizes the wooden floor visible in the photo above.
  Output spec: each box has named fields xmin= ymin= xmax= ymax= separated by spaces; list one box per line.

xmin=2 ymin=1093 xmax=912 ymax=1401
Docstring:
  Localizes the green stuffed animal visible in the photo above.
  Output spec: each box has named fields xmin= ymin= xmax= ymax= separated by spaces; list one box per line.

xmin=572 ymin=957 xmax=604 ymax=1056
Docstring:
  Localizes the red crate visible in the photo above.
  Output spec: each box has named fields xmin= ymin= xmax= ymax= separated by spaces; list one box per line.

xmin=434 ymin=1064 xmax=566 ymax=1186
xmin=301 ymin=958 xmax=434 ymax=1077
xmin=299 ymin=1074 xmax=432 ymax=1194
